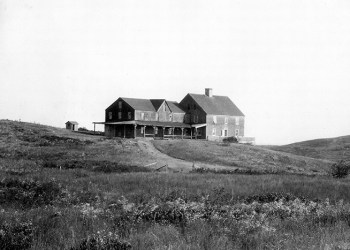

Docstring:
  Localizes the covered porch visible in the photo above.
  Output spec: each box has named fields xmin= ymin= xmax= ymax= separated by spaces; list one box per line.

xmin=93 ymin=121 xmax=202 ymax=139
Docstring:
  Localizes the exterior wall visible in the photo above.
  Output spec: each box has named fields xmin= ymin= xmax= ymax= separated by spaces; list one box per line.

xmin=206 ymin=115 xmax=245 ymax=141
xmin=105 ymin=98 xmax=135 ymax=122
xmin=179 ymin=95 xmax=207 ymax=124
xmin=66 ymin=123 xmax=78 ymax=131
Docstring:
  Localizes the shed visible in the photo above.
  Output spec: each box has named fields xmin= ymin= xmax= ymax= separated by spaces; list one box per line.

xmin=65 ymin=121 xmax=79 ymax=131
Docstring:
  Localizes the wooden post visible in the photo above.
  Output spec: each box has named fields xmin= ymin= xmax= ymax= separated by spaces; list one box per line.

xmin=153 ymin=126 xmax=156 ymax=138
xmin=162 ymin=127 xmax=164 ymax=138
xmin=195 ymin=128 xmax=197 ymax=140
xmin=134 ymin=124 xmax=137 ymax=138
xmin=172 ymin=127 xmax=175 ymax=139
xmin=123 ymin=125 xmax=126 ymax=138
xmin=93 ymin=123 xmax=96 ymax=135
xmin=190 ymin=128 xmax=193 ymax=139
xmin=143 ymin=126 xmax=146 ymax=138
xmin=181 ymin=128 xmax=184 ymax=139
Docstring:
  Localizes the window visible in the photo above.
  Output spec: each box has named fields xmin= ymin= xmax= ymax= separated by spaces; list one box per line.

xmin=118 ymin=101 xmax=122 ymax=109
xmin=169 ymin=114 xmax=172 ymax=121
xmin=187 ymin=104 xmax=190 ymax=110
xmin=141 ymin=112 xmax=144 ymax=120
xmin=224 ymin=129 xmax=228 ymax=137
xmin=193 ymin=115 xmax=198 ymax=123
xmin=108 ymin=112 xmax=112 ymax=120
xmin=235 ymin=117 xmax=239 ymax=125
xmin=118 ymin=112 xmax=122 ymax=119
xmin=141 ymin=127 xmax=144 ymax=134
xmin=155 ymin=113 xmax=159 ymax=121
xmin=154 ymin=127 xmax=158 ymax=134
xmin=213 ymin=116 xmax=217 ymax=124
xmin=224 ymin=117 xmax=228 ymax=124
xmin=235 ymin=129 xmax=239 ymax=136
xmin=194 ymin=104 xmax=196 ymax=110
xmin=212 ymin=128 xmax=216 ymax=136
xmin=127 ymin=112 xmax=132 ymax=120
xmin=168 ymin=128 xmax=173 ymax=135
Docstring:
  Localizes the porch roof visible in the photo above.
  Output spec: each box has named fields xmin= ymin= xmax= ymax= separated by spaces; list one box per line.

xmin=93 ymin=120 xmax=191 ymax=128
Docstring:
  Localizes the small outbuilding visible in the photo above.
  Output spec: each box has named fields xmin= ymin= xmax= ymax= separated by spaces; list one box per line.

xmin=65 ymin=121 xmax=79 ymax=131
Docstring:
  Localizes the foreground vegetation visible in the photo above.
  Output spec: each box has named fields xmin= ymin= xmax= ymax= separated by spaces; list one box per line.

xmin=1 ymin=120 xmax=350 ymax=249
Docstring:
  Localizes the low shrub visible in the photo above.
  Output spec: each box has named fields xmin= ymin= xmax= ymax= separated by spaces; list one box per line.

xmin=0 ymin=221 xmax=34 ymax=250
xmin=222 ymin=136 xmax=238 ymax=143
xmin=330 ymin=160 xmax=350 ymax=178
xmin=0 ymin=178 xmax=63 ymax=208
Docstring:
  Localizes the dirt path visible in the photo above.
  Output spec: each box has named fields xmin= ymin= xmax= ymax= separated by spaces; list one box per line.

xmin=137 ymin=139 xmax=239 ymax=172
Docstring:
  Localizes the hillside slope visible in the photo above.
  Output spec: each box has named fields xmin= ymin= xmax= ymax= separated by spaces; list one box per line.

xmin=152 ymin=140 xmax=333 ymax=175
xmin=268 ymin=136 xmax=350 ymax=162
xmin=0 ymin=119 xmax=158 ymax=172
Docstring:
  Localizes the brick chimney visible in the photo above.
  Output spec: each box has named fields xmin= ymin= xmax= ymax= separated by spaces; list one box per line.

xmin=205 ymin=88 xmax=213 ymax=97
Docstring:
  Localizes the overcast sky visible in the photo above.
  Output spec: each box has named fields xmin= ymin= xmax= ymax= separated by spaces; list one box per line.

xmin=1 ymin=0 xmax=350 ymax=145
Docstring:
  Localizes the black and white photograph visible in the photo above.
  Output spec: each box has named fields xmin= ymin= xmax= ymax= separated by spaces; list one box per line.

xmin=1 ymin=0 xmax=350 ymax=249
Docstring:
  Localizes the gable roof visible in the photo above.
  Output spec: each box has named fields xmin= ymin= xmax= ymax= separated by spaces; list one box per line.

xmin=150 ymin=99 xmax=166 ymax=111
xmin=167 ymin=101 xmax=185 ymax=113
xmin=121 ymin=97 xmax=156 ymax=111
xmin=186 ymin=94 xmax=244 ymax=116
xmin=66 ymin=121 xmax=78 ymax=125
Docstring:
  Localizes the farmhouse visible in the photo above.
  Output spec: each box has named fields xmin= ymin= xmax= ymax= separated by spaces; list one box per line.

xmin=94 ymin=88 xmax=249 ymax=141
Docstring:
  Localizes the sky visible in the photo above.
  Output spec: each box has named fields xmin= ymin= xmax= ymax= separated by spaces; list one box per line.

xmin=1 ymin=0 xmax=350 ymax=145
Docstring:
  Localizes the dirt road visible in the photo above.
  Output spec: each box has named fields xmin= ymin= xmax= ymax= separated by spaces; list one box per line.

xmin=137 ymin=139 xmax=239 ymax=172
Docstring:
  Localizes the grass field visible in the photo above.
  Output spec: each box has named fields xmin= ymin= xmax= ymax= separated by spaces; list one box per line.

xmin=1 ymin=119 xmax=350 ymax=249
xmin=152 ymin=139 xmax=332 ymax=175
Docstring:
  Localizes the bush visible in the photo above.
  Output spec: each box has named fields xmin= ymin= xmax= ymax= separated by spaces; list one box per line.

xmin=331 ymin=160 xmax=350 ymax=178
xmin=222 ymin=137 xmax=238 ymax=143
xmin=0 ymin=221 xmax=34 ymax=250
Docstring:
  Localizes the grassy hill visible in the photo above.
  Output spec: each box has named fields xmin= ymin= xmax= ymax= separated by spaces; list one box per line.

xmin=2 ymin=120 xmax=350 ymax=249
xmin=267 ymin=135 xmax=350 ymax=162
xmin=0 ymin=119 xmax=158 ymax=173
xmin=152 ymin=140 xmax=333 ymax=175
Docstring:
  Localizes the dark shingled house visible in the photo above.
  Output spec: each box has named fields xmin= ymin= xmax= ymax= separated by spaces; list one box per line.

xmin=94 ymin=88 xmax=252 ymax=142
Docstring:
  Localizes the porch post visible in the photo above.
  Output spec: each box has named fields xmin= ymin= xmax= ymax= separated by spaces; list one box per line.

xmin=123 ymin=125 xmax=126 ymax=138
xmin=181 ymin=128 xmax=184 ymax=139
xmin=93 ymin=123 xmax=96 ymax=135
xmin=162 ymin=127 xmax=165 ymax=138
xmin=172 ymin=127 xmax=175 ymax=139
xmin=143 ymin=126 xmax=146 ymax=138
xmin=134 ymin=124 xmax=137 ymax=138
xmin=190 ymin=128 xmax=193 ymax=139
xmin=153 ymin=126 xmax=156 ymax=138
xmin=195 ymin=128 xmax=197 ymax=140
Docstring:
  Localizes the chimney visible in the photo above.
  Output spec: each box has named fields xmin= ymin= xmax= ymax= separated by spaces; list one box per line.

xmin=205 ymin=88 xmax=213 ymax=97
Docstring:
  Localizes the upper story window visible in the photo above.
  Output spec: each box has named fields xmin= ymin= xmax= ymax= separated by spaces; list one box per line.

xmin=212 ymin=128 xmax=216 ymax=136
xmin=169 ymin=114 xmax=172 ymax=121
xmin=235 ymin=129 xmax=239 ymax=136
xmin=155 ymin=113 xmax=159 ymax=121
xmin=224 ymin=117 xmax=228 ymax=124
xmin=213 ymin=116 xmax=217 ymax=124
xmin=193 ymin=115 xmax=198 ymax=123
xmin=187 ymin=104 xmax=190 ymax=110
xmin=193 ymin=104 xmax=196 ymax=110
xmin=118 ymin=101 xmax=122 ymax=109
xmin=127 ymin=112 xmax=132 ymax=120
xmin=108 ymin=112 xmax=112 ymax=120
xmin=118 ymin=112 xmax=122 ymax=119
xmin=141 ymin=112 xmax=145 ymax=120
xmin=235 ymin=117 xmax=239 ymax=125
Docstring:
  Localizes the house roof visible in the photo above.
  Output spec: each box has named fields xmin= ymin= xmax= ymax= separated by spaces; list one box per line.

xmin=150 ymin=99 xmax=165 ymax=111
xmin=167 ymin=101 xmax=185 ymax=113
xmin=120 ymin=98 xmax=186 ymax=113
xmin=66 ymin=121 xmax=78 ymax=125
xmin=121 ymin=97 xmax=156 ymax=112
xmin=187 ymin=94 xmax=245 ymax=116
